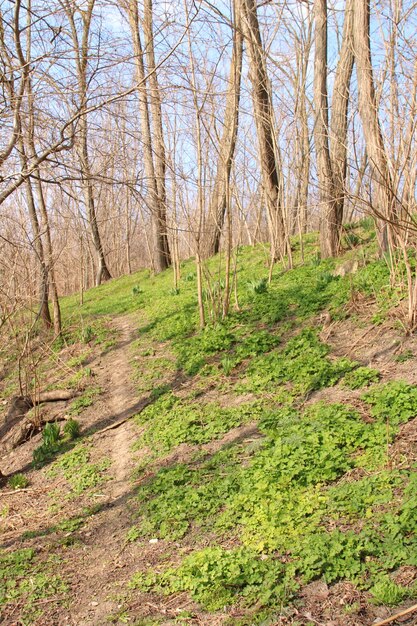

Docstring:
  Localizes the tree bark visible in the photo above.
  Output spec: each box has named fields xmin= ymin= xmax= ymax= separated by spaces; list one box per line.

xmin=352 ymin=0 xmax=396 ymax=252
xmin=19 ymin=140 xmax=52 ymax=329
xmin=329 ymin=0 xmax=354 ymax=246
xmin=239 ymin=0 xmax=288 ymax=262
xmin=314 ymin=0 xmax=354 ymax=258
xmin=25 ymin=49 xmax=62 ymax=335
xmin=143 ymin=0 xmax=171 ymax=267
xmin=314 ymin=0 xmax=337 ymax=258
xmin=63 ymin=0 xmax=112 ymax=286
xmin=204 ymin=4 xmax=243 ymax=258
xmin=126 ymin=0 xmax=170 ymax=273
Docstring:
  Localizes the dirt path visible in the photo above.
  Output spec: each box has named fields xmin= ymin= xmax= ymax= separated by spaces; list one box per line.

xmin=105 ymin=317 xmax=140 ymax=499
xmin=61 ymin=316 xmax=146 ymax=625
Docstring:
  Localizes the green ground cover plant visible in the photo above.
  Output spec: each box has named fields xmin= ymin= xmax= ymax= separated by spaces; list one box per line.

xmin=47 ymin=444 xmax=111 ymax=496
xmin=342 ymin=366 xmax=380 ymax=389
xmin=135 ymin=393 xmax=264 ymax=455
xmin=130 ymin=388 xmax=417 ymax=611
xmin=0 ymin=548 xmax=68 ymax=623
xmin=240 ymin=329 xmax=355 ymax=395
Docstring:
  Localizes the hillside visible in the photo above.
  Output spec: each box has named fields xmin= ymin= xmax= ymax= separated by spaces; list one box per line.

xmin=2 ymin=227 xmax=417 ymax=625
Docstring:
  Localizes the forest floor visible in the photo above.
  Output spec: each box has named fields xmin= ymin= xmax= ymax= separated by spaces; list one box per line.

xmin=3 ymin=229 xmax=417 ymax=625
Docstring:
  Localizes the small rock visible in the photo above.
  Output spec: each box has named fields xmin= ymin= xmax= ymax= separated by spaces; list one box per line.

xmin=332 ymin=259 xmax=359 ymax=277
xmin=149 ymin=538 xmax=158 ymax=544
xmin=90 ymin=601 xmax=99 ymax=607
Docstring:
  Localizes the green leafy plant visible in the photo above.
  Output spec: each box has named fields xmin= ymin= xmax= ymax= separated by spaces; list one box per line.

xmin=48 ymin=445 xmax=111 ymax=496
xmin=69 ymin=386 xmax=102 ymax=415
xmin=135 ymin=394 xmax=263 ymax=455
xmin=81 ymin=325 xmax=94 ymax=343
xmin=0 ymin=548 xmax=67 ymax=620
xmin=243 ymin=329 xmax=355 ymax=395
xmin=342 ymin=366 xmax=380 ymax=389
xmin=362 ymin=380 xmax=417 ymax=426
xmin=343 ymin=232 xmax=361 ymax=248
xmin=311 ymin=251 xmax=321 ymax=266
xmin=43 ymin=422 xmax=61 ymax=447
xmin=129 ymin=547 xmax=290 ymax=611
xmin=67 ymin=366 xmax=92 ymax=389
xmin=126 ymin=526 xmax=141 ymax=543
xmin=316 ymin=271 xmax=336 ymax=290
xmin=395 ymin=349 xmax=414 ymax=363
xmin=370 ymin=576 xmax=408 ymax=606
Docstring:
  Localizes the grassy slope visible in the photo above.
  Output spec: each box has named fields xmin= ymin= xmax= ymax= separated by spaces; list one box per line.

xmin=3 ymin=223 xmax=417 ymax=624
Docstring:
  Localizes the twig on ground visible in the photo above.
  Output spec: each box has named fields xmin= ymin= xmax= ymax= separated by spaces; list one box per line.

xmin=374 ymin=603 xmax=417 ymax=625
xmin=0 ymin=488 xmax=32 ymax=496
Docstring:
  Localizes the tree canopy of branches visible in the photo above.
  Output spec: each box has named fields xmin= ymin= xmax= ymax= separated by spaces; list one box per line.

xmin=2 ymin=0 xmax=417 ymax=328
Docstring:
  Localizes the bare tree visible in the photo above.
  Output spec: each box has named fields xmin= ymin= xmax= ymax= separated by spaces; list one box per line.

xmin=123 ymin=0 xmax=171 ymax=273
xmin=314 ymin=0 xmax=354 ymax=258
xmin=352 ymin=0 xmax=395 ymax=253
xmin=239 ymin=0 xmax=289 ymax=264
xmin=203 ymin=1 xmax=243 ymax=258
xmin=143 ymin=0 xmax=171 ymax=267
xmin=61 ymin=0 xmax=112 ymax=286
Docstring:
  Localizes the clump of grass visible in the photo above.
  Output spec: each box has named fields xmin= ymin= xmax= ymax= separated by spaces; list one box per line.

xmin=8 ymin=473 xmax=29 ymax=490
xmin=33 ymin=417 xmax=81 ymax=467
xmin=247 ymin=277 xmax=268 ymax=295
xmin=132 ymin=285 xmax=143 ymax=296
xmin=33 ymin=423 xmax=61 ymax=466
xmin=221 ymin=355 xmax=235 ymax=375
xmin=63 ymin=418 xmax=81 ymax=440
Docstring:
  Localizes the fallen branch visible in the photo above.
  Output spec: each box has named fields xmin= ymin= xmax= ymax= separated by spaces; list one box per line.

xmin=1 ymin=410 xmax=69 ymax=453
xmin=32 ymin=390 xmax=76 ymax=404
xmin=375 ymin=603 xmax=417 ymax=625
xmin=0 ymin=488 xmax=32 ymax=496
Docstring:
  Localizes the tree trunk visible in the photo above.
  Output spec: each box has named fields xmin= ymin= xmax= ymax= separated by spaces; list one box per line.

xmin=79 ymin=120 xmax=112 ymax=286
xmin=19 ymin=140 xmax=52 ymax=329
xmin=329 ymin=0 xmax=354 ymax=245
xmin=126 ymin=0 xmax=170 ymax=273
xmin=204 ymin=3 xmax=243 ymax=258
xmin=239 ymin=0 xmax=288 ymax=262
xmin=32 ymin=171 xmax=62 ymax=336
xmin=63 ymin=0 xmax=111 ymax=286
xmin=352 ymin=0 xmax=396 ymax=252
xmin=314 ymin=0 xmax=338 ymax=258
xmin=314 ymin=0 xmax=354 ymax=258
xmin=26 ymin=65 xmax=62 ymax=335
xmin=143 ymin=0 xmax=171 ymax=267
